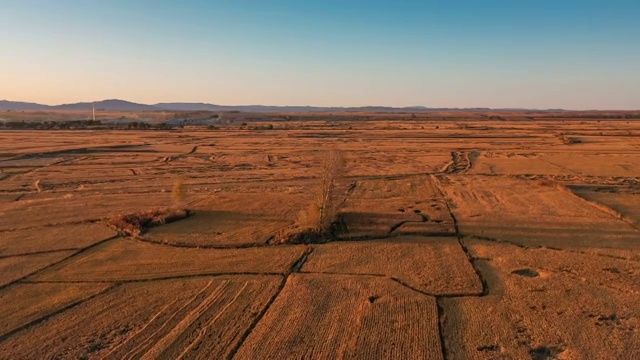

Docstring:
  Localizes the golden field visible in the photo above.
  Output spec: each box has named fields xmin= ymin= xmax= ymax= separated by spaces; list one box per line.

xmin=0 ymin=112 xmax=639 ymax=359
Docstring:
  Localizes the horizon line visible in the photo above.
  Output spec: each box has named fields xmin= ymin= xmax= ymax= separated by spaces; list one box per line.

xmin=2 ymin=98 xmax=640 ymax=112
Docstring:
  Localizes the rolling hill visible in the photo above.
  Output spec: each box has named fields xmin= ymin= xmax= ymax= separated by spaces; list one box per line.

xmin=0 ymin=99 xmax=568 ymax=112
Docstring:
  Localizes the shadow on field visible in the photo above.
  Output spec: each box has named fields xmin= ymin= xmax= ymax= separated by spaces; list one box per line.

xmin=338 ymin=211 xmax=455 ymax=239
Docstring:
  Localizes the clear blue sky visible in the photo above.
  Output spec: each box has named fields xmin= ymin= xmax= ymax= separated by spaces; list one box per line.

xmin=1 ymin=0 xmax=639 ymax=109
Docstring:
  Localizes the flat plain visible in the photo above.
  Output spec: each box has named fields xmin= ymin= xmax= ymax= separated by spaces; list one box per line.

xmin=0 ymin=111 xmax=639 ymax=359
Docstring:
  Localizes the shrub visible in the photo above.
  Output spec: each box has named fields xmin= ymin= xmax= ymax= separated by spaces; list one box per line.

xmin=109 ymin=208 xmax=191 ymax=236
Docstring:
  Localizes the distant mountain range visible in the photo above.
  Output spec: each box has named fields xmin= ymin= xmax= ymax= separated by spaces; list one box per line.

xmin=0 ymin=100 xmax=51 ymax=111
xmin=0 ymin=100 xmax=160 ymax=112
xmin=0 ymin=99 xmax=561 ymax=112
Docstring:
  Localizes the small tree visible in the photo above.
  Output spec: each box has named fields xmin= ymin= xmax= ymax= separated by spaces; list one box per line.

xmin=317 ymin=149 xmax=345 ymax=231
xmin=275 ymin=149 xmax=346 ymax=244
xmin=172 ymin=178 xmax=186 ymax=206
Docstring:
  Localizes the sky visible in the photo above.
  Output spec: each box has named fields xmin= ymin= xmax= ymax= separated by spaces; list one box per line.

xmin=1 ymin=0 xmax=639 ymax=109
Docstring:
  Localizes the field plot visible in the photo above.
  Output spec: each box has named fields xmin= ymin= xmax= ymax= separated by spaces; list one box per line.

xmin=234 ymin=274 xmax=443 ymax=359
xmin=0 ymin=276 xmax=281 ymax=359
xmin=0 ymin=251 xmax=74 ymax=287
xmin=6 ymin=164 xmax=138 ymax=189
xmin=339 ymin=177 xmax=455 ymax=239
xmin=31 ymin=238 xmax=306 ymax=282
xmin=0 ymin=282 xmax=110 ymax=338
xmin=571 ymin=185 xmax=640 ymax=229
xmin=343 ymin=148 xmax=451 ymax=176
xmin=437 ymin=175 xmax=640 ymax=254
xmin=303 ymin=237 xmax=482 ymax=295
xmin=441 ymin=239 xmax=640 ymax=360
xmin=145 ymin=192 xmax=308 ymax=247
xmin=0 ymin=223 xmax=116 ymax=256
xmin=470 ymin=151 xmax=640 ymax=177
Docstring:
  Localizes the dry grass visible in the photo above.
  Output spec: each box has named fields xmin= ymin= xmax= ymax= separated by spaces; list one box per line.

xmin=108 ymin=208 xmax=191 ymax=236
